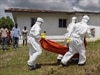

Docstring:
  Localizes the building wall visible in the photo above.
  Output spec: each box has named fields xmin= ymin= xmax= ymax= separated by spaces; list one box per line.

xmin=14 ymin=12 xmax=100 ymax=40
xmin=15 ymin=12 xmax=71 ymax=35
xmin=89 ymin=14 xmax=100 ymax=38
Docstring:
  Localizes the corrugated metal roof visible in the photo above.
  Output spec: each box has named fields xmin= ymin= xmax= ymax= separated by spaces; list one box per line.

xmin=5 ymin=8 xmax=100 ymax=14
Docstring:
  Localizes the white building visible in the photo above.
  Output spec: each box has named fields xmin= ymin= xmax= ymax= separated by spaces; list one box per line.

xmin=5 ymin=8 xmax=100 ymax=41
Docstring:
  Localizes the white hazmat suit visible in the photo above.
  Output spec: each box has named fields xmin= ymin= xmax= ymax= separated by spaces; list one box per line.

xmin=61 ymin=15 xmax=93 ymax=65
xmin=57 ymin=17 xmax=77 ymax=62
xmin=65 ymin=16 xmax=77 ymax=38
xmin=27 ymin=17 xmax=44 ymax=68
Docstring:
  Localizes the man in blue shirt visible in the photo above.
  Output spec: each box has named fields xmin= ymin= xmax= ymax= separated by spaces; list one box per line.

xmin=12 ymin=23 xmax=21 ymax=49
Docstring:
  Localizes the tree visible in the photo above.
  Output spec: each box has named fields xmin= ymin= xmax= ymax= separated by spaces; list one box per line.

xmin=0 ymin=16 xmax=14 ymax=30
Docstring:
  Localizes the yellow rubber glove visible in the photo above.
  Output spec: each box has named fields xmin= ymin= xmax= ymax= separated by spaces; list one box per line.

xmin=41 ymin=32 xmax=46 ymax=39
xmin=66 ymin=37 xmax=70 ymax=44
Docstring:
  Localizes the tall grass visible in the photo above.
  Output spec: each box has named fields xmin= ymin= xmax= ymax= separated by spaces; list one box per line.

xmin=0 ymin=40 xmax=100 ymax=75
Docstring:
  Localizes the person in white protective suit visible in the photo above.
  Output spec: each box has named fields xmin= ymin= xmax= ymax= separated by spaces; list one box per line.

xmin=56 ymin=17 xmax=77 ymax=64
xmin=27 ymin=17 xmax=44 ymax=70
xmin=61 ymin=15 xmax=93 ymax=66
xmin=65 ymin=17 xmax=77 ymax=40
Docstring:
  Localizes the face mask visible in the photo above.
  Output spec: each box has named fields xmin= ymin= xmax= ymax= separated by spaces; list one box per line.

xmin=82 ymin=19 xmax=88 ymax=23
xmin=72 ymin=19 xmax=76 ymax=23
xmin=40 ymin=22 xmax=43 ymax=27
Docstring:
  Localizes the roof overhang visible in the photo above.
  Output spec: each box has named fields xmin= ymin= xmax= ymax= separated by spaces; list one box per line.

xmin=5 ymin=8 xmax=100 ymax=14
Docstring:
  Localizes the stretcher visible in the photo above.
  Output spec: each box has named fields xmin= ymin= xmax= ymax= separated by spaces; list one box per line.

xmin=40 ymin=38 xmax=68 ymax=55
xmin=40 ymin=38 xmax=87 ymax=58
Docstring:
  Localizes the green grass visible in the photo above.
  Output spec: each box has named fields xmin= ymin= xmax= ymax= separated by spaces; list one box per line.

xmin=0 ymin=40 xmax=100 ymax=75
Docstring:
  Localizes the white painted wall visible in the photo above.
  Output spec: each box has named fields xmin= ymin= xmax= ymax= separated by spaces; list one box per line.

xmin=15 ymin=12 xmax=70 ymax=35
xmin=14 ymin=12 xmax=100 ymax=41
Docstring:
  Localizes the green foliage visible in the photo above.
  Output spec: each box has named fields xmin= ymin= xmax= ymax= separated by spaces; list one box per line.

xmin=0 ymin=16 xmax=14 ymax=29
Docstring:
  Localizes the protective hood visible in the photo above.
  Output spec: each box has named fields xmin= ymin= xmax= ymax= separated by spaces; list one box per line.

xmin=36 ymin=17 xmax=44 ymax=23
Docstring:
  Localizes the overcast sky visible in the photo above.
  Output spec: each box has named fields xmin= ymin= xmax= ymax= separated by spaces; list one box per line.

xmin=0 ymin=0 xmax=100 ymax=18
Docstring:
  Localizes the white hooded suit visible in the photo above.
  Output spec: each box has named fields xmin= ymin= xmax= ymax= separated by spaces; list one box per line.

xmin=57 ymin=17 xmax=77 ymax=60
xmin=27 ymin=17 xmax=44 ymax=67
xmin=61 ymin=15 xmax=93 ymax=65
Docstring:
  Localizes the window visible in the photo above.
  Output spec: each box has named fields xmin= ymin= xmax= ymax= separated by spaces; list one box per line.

xmin=59 ymin=19 xmax=67 ymax=28
xmin=31 ymin=18 xmax=37 ymax=27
